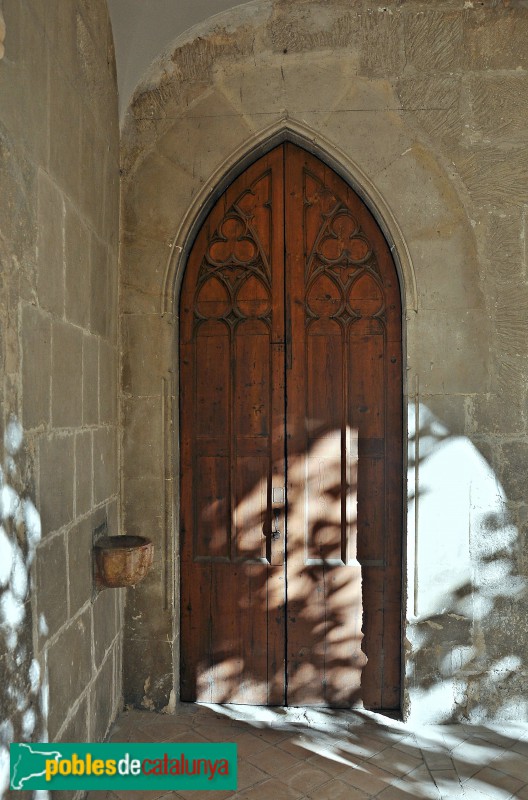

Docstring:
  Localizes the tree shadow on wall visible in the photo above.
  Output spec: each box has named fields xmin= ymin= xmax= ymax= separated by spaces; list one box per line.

xmin=406 ymin=403 xmax=527 ymax=724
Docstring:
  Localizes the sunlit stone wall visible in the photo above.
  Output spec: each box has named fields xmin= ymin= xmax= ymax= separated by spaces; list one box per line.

xmin=121 ymin=0 xmax=528 ymax=722
xmin=0 ymin=0 xmax=121 ymax=783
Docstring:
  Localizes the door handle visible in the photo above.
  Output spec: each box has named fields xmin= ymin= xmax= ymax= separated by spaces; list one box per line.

xmin=272 ymin=509 xmax=281 ymax=540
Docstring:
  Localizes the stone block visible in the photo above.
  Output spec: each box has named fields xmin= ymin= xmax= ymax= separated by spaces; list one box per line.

xmin=125 ymin=563 xmax=171 ymax=641
xmin=124 ymin=151 xmax=197 ymax=243
xmin=123 ymin=476 xmax=163 ymax=540
xmin=407 ymin=224 xmax=483 ymax=312
xmin=93 ymin=426 xmax=118 ymax=505
xmin=491 ymin=285 xmax=528 ymax=397
xmin=35 ymin=533 xmax=68 ymax=643
xmin=47 ymin=607 xmax=92 ymax=740
xmin=52 ymin=319 xmax=83 ymax=428
xmin=123 ymin=635 xmax=173 ymax=710
xmin=90 ymin=234 xmax=110 ymax=338
xmin=79 ymin=117 xmax=105 ymax=237
xmin=452 ymin=145 xmax=528 ymax=208
xmin=463 ymin=9 xmax=528 ymax=71
xmin=75 ymin=430 xmax=93 ymax=518
xmin=65 ymin=202 xmax=91 ymax=328
xmin=122 ymin=398 xmax=163 ymax=481
xmin=49 ymin=60 xmax=82 ymax=206
xmin=397 ymin=75 xmax=463 ymax=147
xmin=57 ymin=694 xmax=89 ymax=743
xmin=90 ymin=649 xmax=115 ymax=742
xmin=499 ymin=441 xmax=528 ymax=504
xmin=357 ymin=9 xmax=404 ymax=76
xmin=466 ymin=392 xmax=526 ymax=438
xmin=468 ymin=75 xmax=528 ymax=147
xmin=0 ymin=1 xmax=49 ymax=163
xmin=122 ymin=235 xmax=170 ymax=314
xmin=38 ymin=434 xmax=74 ymax=535
xmin=106 ymin=498 xmax=119 ymax=538
xmin=0 ymin=124 xmax=37 ymax=273
xmin=68 ymin=516 xmax=93 ymax=617
xmin=212 ymin=58 xmax=287 ymax=118
xmin=103 ymin=149 xmax=120 ymax=250
xmin=113 ymin=634 xmax=123 ymax=709
xmin=99 ymin=339 xmax=117 ymax=424
xmin=375 ymin=143 xmax=467 ymax=241
xmin=420 ymin=394 xmax=468 ymax=440
xmin=44 ymin=0 xmax=78 ymax=83
xmin=82 ymin=333 xmax=99 ymax=426
xmin=287 ymin=63 xmax=401 ymax=128
xmin=36 ymin=169 xmax=64 ymax=316
xmin=122 ymin=314 xmax=172 ymax=397
xmin=92 ymin=589 xmax=118 ymax=668
xmin=21 ymin=304 xmax=51 ymax=429
xmin=408 ymin=309 xmax=489 ymax=395
xmin=405 ymin=10 xmax=464 ymax=73
xmin=322 ymin=105 xmax=411 ymax=179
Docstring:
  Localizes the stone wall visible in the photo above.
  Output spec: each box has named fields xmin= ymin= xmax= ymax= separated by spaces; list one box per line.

xmin=121 ymin=0 xmax=528 ymax=723
xmin=0 ymin=0 xmax=121 ymax=785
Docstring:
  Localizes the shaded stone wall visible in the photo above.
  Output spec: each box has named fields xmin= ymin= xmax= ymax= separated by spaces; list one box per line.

xmin=121 ymin=0 xmax=528 ymax=723
xmin=0 ymin=0 xmax=121 ymax=784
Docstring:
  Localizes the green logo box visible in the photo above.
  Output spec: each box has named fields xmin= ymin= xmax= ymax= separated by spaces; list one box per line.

xmin=10 ymin=742 xmax=237 ymax=791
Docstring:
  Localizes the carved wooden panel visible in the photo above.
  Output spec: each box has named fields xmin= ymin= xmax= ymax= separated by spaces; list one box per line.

xmin=180 ymin=143 xmax=402 ymax=710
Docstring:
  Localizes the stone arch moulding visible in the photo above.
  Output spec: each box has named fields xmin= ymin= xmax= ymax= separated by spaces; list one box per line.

xmin=162 ymin=119 xmax=418 ymax=319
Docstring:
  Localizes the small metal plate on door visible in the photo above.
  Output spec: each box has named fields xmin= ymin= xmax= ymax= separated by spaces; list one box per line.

xmin=272 ymin=487 xmax=285 ymax=505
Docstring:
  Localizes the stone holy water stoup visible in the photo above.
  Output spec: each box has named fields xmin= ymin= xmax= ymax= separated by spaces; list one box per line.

xmin=94 ymin=535 xmax=154 ymax=590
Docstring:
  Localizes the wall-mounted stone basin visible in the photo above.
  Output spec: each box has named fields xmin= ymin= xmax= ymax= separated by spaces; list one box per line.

xmin=94 ymin=535 xmax=153 ymax=589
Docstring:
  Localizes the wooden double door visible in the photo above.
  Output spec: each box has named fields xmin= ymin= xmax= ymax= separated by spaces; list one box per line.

xmin=180 ymin=143 xmax=402 ymax=709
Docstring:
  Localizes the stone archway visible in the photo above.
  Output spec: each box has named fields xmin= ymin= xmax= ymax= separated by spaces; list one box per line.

xmin=120 ymin=13 xmax=485 ymax=720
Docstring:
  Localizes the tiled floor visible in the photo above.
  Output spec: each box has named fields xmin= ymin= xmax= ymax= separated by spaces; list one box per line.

xmin=88 ymin=704 xmax=528 ymax=799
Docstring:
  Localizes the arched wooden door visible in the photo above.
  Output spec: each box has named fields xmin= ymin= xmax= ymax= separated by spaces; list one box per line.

xmin=180 ymin=143 xmax=402 ymax=709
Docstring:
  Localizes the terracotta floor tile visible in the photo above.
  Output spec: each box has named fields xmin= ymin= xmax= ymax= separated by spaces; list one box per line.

xmin=232 ymin=732 xmax=273 ymax=758
xmin=488 ymin=754 xmax=528 ymax=782
xmin=176 ymin=790 xmax=233 ymax=800
xmin=421 ymin=749 xmax=455 ymax=771
xmin=235 ymin=759 xmax=269 ymax=790
xmin=305 ymin=750 xmax=353 ymax=776
xmin=233 ymin=776 xmax=303 ymax=799
xmin=464 ymin=766 xmax=525 ymax=800
xmin=111 ymin=790 xmax=169 ymax=800
xmin=340 ymin=762 xmax=398 ymax=795
xmin=305 ymin=777 xmax=369 ymax=800
xmin=246 ymin=744 xmax=300 ymax=776
xmin=277 ymin=734 xmax=313 ymax=758
xmin=250 ymin=727 xmax=297 ymax=744
xmin=275 ymin=762 xmax=332 ymax=793
xmin=397 ymin=765 xmax=442 ymax=799
xmin=368 ymin=745 xmax=423 ymax=777
xmin=511 ymin=739 xmax=528 ymax=757
xmin=336 ymin=733 xmax=391 ymax=760
xmin=429 ymin=768 xmax=464 ymax=795
xmin=376 ymin=784 xmax=421 ymax=800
